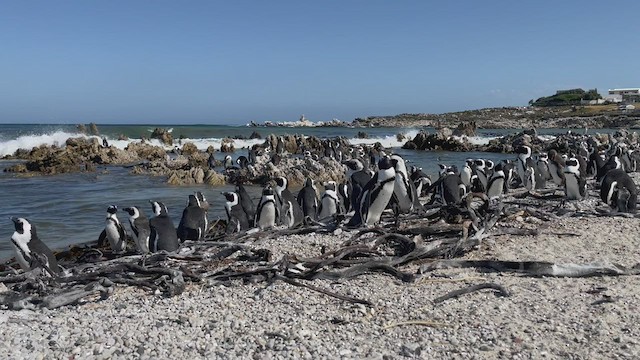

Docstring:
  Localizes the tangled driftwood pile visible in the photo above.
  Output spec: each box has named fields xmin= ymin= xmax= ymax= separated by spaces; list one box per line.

xmin=1 ymin=188 xmax=639 ymax=311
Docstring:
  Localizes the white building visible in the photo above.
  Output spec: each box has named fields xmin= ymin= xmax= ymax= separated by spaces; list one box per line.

xmin=608 ymin=88 xmax=640 ymax=103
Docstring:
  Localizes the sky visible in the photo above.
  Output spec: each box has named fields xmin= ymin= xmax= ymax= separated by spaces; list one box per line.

xmin=0 ymin=1 xmax=638 ymax=125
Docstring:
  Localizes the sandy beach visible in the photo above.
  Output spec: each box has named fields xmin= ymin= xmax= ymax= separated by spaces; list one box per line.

xmin=1 ymin=196 xmax=639 ymax=359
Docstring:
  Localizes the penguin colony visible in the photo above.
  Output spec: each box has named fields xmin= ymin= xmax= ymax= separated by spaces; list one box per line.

xmin=9 ymin=133 xmax=640 ymax=274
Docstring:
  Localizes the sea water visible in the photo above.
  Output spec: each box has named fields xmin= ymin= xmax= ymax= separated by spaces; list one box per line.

xmin=0 ymin=124 xmax=616 ymax=261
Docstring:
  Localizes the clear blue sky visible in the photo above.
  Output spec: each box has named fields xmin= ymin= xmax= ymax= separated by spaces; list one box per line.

xmin=1 ymin=1 xmax=638 ymax=124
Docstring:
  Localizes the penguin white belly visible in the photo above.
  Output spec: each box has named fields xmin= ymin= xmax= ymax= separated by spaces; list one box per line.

xmin=363 ymin=182 xmax=394 ymax=226
xmin=105 ymin=222 xmax=125 ymax=252
xmin=258 ymin=203 xmax=277 ymax=229
xmin=487 ymin=177 xmax=504 ymax=200
xmin=461 ymin=168 xmax=471 ymax=187
xmin=564 ymin=175 xmax=582 ymax=200
xmin=11 ymin=240 xmax=31 ymax=272
xmin=318 ymin=197 xmax=338 ymax=219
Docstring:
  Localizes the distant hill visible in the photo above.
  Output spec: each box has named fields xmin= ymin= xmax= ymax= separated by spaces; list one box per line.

xmin=531 ymin=88 xmax=601 ymax=107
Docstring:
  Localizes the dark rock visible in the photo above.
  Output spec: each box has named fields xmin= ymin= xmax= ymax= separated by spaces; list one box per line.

xmin=249 ymin=131 xmax=262 ymax=139
xmin=452 ymin=121 xmax=477 ymax=137
xmin=357 ymin=131 xmax=369 ymax=139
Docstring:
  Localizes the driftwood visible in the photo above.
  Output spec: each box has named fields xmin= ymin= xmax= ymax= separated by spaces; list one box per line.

xmin=433 ymin=283 xmax=511 ymax=303
xmin=1 ymin=187 xmax=636 ymax=311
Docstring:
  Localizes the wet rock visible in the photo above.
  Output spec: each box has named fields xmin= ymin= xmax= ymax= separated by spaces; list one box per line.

xmin=125 ymin=142 xmax=166 ymax=161
xmin=150 ymin=128 xmax=173 ymax=146
xmin=403 ymin=129 xmax=471 ymax=151
xmin=181 ymin=143 xmax=199 ymax=156
xmin=249 ymin=131 xmax=262 ymax=139
xmin=220 ymin=139 xmax=235 ymax=153
xmin=452 ymin=120 xmax=477 ymax=137
xmin=357 ymin=131 xmax=369 ymax=139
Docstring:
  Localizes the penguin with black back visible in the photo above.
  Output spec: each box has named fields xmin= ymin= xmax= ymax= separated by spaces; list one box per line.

xmin=98 ymin=205 xmax=127 ymax=253
xmin=10 ymin=217 xmax=61 ymax=275
xmin=123 ymin=206 xmax=151 ymax=254
xmin=236 ymin=183 xmax=256 ymax=227
xmin=274 ymin=176 xmax=304 ymax=228
xmin=222 ymin=191 xmax=250 ymax=233
xmin=347 ymin=156 xmax=396 ymax=227
xmin=177 ymin=194 xmax=208 ymax=241
xmin=600 ymin=168 xmax=637 ymax=213
xmin=297 ymin=177 xmax=319 ymax=222
xmin=148 ymin=201 xmax=180 ymax=252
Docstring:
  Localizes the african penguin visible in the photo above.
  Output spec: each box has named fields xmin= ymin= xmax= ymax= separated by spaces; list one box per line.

xmin=98 ymin=205 xmax=127 ymax=253
xmin=486 ymin=163 xmax=506 ymax=200
xmin=350 ymin=156 xmax=396 ymax=227
xmin=148 ymin=201 xmax=180 ymax=252
xmin=256 ymin=186 xmax=279 ymax=230
xmin=389 ymin=154 xmax=419 ymax=214
xmin=222 ymin=191 xmax=250 ymax=233
xmin=318 ymin=181 xmax=342 ymax=220
xmin=547 ymin=149 xmax=566 ymax=186
xmin=563 ymin=158 xmax=586 ymax=200
xmin=236 ymin=183 xmax=256 ymax=227
xmin=297 ymin=177 xmax=319 ymax=222
xmin=600 ymin=169 xmax=637 ymax=213
xmin=274 ymin=176 xmax=304 ymax=228
xmin=10 ymin=217 xmax=61 ymax=275
xmin=177 ymin=194 xmax=208 ymax=242
xmin=461 ymin=159 xmax=473 ymax=189
xmin=123 ymin=206 xmax=152 ymax=254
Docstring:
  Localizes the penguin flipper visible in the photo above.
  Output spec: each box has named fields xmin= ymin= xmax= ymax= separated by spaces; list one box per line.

xmin=98 ymin=230 xmax=107 ymax=248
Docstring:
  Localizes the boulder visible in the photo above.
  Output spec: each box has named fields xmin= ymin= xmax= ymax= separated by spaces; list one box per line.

xmin=150 ymin=128 xmax=173 ymax=146
xmin=220 ymin=138 xmax=235 ymax=152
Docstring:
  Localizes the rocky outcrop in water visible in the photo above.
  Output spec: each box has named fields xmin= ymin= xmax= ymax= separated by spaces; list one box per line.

xmin=150 ymin=128 xmax=173 ymax=146
xmin=402 ymin=129 xmax=472 ymax=152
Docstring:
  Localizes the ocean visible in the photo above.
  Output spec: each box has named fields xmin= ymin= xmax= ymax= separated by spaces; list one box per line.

xmin=0 ymin=123 xmax=615 ymax=262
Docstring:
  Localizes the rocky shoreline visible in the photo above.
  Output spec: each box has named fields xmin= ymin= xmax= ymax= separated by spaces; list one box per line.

xmin=1 ymin=190 xmax=638 ymax=359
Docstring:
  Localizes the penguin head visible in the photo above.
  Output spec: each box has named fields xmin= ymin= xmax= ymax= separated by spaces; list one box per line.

xmin=222 ymin=192 xmax=238 ymax=205
xmin=465 ymin=158 xmax=474 ymax=166
xmin=149 ymin=201 xmax=168 ymax=217
xmin=378 ymin=156 xmax=392 ymax=171
xmin=474 ymin=159 xmax=485 ymax=170
xmin=107 ymin=205 xmax=118 ymax=214
xmin=323 ymin=181 xmax=336 ymax=191
xmin=195 ymin=191 xmax=207 ymax=204
xmin=262 ymin=186 xmax=275 ymax=196
xmin=123 ymin=206 xmax=141 ymax=219
xmin=304 ymin=177 xmax=314 ymax=188
xmin=274 ymin=176 xmax=288 ymax=190
xmin=564 ymin=158 xmax=580 ymax=175
xmin=187 ymin=194 xmax=199 ymax=207
xmin=515 ymin=145 xmax=532 ymax=157
xmin=11 ymin=217 xmax=31 ymax=235
xmin=342 ymin=159 xmax=364 ymax=172
xmin=485 ymin=160 xmax=495 ymax=170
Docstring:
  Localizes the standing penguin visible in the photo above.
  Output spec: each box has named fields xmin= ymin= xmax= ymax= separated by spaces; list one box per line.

xmin=274 ymin=176 xmax=304 ymax=228
xmin=195 ymin=191 xmax=210 ymax=212
xmin=123 ymin=206 xmax=151 ymax=254
xmin=547 ymin=149 xmax=566 ymax=186
xmin=349 ymin=156 xmax=396 ymax=227
xmin=177 ymin=194 xmax=208 ymax=241
xmin=486 ymin=163 xmax=506 ymax=200
xmin=236 ymin=183 xmax=256 ymax=227
xmin=318 ymin=181 xmax=342 ymax=220
xmin=461 ymin=159 xmax=474 ymax=189
xmin=563 ymin=158 xmax=586 ymax=200
xmin=222 ymin=192 xmax=250 ymax=233
xmin=98 ymin=205 xmax=127 ymax=253
xmin=390 ymin=154 xmax=420 ymax=214
xmin=515 ymin=145 xmax=536 ymax=190
xmin=10 ymin=217 xmax=61 ymax=275
xmin=297 ymin=177 xmax=319 ymax=222
xmin=148 ymin=201 xmax=180 ymax=252
xmin=255 ymin=186 xmax=279 ymax=230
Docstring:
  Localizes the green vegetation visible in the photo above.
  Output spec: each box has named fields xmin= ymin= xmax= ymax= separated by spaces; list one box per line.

xmin=531 ymin=88 xmax=601 ymax=107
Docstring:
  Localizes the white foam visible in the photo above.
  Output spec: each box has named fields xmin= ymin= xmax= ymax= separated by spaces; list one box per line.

xmin=0 ymin=131 xmax=89 ymax=157
xmin=349 ymin=130 xmax=421 ymax=148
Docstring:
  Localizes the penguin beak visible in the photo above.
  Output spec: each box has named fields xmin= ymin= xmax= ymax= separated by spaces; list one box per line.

xmin=10 ymin=216 xmax=18 ymax=224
